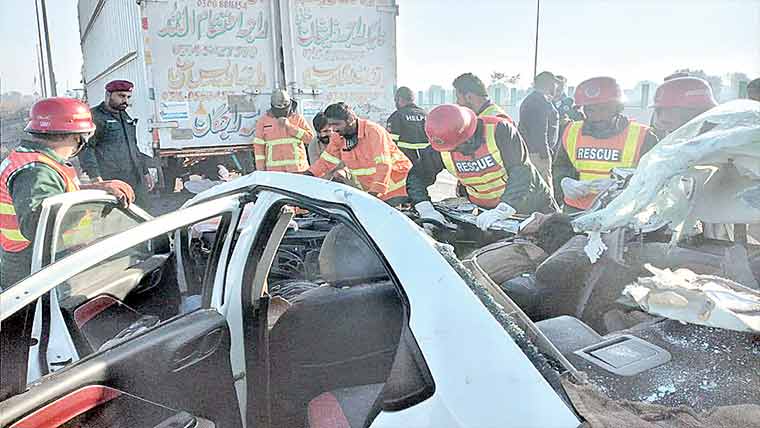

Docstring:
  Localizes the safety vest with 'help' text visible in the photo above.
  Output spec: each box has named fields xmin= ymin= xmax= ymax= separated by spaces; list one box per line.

xmin=0 ymin=148 xmax=79 ymax=252
xmin=562 ymin=120 xmax=647 ymax=210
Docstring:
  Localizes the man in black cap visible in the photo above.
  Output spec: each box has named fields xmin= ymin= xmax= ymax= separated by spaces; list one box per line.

xmin=79 ymin=79 xmax=154 ymax=209
xmin=518 ymin=71 xmax=560 ymax=191
xmin=386 ymin=87 xmax=440 ymax=173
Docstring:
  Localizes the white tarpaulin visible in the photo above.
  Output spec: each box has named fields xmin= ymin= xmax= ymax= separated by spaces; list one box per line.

xmin=622 ymin=264 xmax=760 ymax=334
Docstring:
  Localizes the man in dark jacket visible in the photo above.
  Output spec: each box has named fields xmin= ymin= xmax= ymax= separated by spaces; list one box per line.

xmin=518 ymin=71 xmax=559 ymax=190
xmin=79 ymin=80 xmax=153 ymax=209
xmin=408 ymin=104 xmax=557 ymax=231
xmin=386 ymin=87 xmax=441 ymax=174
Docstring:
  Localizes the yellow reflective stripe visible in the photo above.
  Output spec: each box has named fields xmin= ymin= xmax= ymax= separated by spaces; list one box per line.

xmin=467 ymin=187 xmax=504 ymax=199
xmin=0 ymin=228 xmax=28 ymax=242
xmin=469 ymin=179 xmax=505 ymax=192
xmin=578 ymin=171 xmax=611 ymax=181
xmin=484 ymin=124 xmax=502 ymax=165
xmin=459 ymin=170 xmax=505 ymax=185
xmin=374 ymin=154 xmax=391 ymax=164
xmin=255 ymin=155 xmax=266 ymax=160
xmin=389 ymin=133 xmax=400 ymax=141
xmin=265 ymin=137 xmax=304 ymax=167
xmin=621 ymin=123 xmax=642 ymax=164
xmin=0 ymin=203 xmax=16 ymax=215
xmin=564 ymin=121 xmax=583 ymax=164
xmin=348 ymin=167 xmax=377 ymax=176
xmin=441 ymin=151 xmax=456 ymax=175
xmin=386 ymin=178 xmax=407 ymax=192
xmin=480 ymin=104 xmax=505 ymax=117
xmin=253 ymin=138 xmax=266 ymax=146
xmin=295 ymin=128 xmax=305 ymax=139
xmin=397 ymin=141 xmax=430 ymax=150
xmin=319 ymin=151 xmax=341 ymax=165
xmin=572 ymin=123 xmax=642 ymax=176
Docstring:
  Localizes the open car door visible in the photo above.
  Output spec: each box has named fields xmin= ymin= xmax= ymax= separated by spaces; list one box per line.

xmin=0 ymin=194 xmax=245 ymax=428
xmin=23 ymin=190 xmax=154 ymax=382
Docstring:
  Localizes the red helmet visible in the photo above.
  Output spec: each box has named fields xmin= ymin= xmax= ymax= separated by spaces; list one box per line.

xmin=574 ymin=77 xmax=623 ymax=106
xmin=425 ymin=104 xmax=478 ymax=152
xmin=25 ymin=97 xmax=96 ymax=134
xmin=653 ymin=77 xmax=717 ymax=109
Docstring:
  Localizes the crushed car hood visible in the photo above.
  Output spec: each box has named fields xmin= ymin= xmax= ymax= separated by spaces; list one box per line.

xmin=573 ymin=100 xmax=760 ymax=236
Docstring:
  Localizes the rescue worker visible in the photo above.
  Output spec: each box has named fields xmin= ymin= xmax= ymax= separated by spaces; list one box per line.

xmin=307 ymin=112 xmax=349 ymax=184
xmin=386 ymin=87 xmax=441 ymax=173
xmin=407 ymin=104 xmax=557 ymax=231
xmin=253 ymin=89 xmax=314 ymax=173
xmin=306 ymin=103 xmax=412 ymax=206
xmin=651 ymin=77 xmax=717 ymax=139
xmin=553 ymin=77 xmax=659 ymax=212
xmin=79 ymin=80 xmax=153 ymax=209
xmin=1 ymin=97 xmax=135 ymax=288
xmin=747 ymin=78 xmax=760 ymax=102
xmin=453 ymin=73 xmax=512 ymax=120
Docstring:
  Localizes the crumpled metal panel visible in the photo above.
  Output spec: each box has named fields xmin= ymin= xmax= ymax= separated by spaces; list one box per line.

xmin=622 ymin=264 xmax=760 ymax=333
xmin=573 ymin=100 xmax=760 ymax=237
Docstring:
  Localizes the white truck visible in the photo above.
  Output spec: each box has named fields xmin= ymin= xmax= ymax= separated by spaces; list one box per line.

xmin=77 ymin=0 xmax=399 ymax=190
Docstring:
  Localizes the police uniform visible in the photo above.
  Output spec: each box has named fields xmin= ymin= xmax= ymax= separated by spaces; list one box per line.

xmin=386 ymin=103 xmax=441 ymax=174
xmin=0 ymin=140 xmax=79 ymax=288
xmin=79 ymin=102 xmax=151 ymax=208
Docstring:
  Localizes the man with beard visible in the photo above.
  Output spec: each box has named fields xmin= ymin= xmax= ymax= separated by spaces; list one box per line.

xmin=79 ymin=80 xmax=153 ymax=209
xmin=306 ymin=103 xmax=412 ymax=206
xmin=1 ymin=97 xmax=135 ymax=288
xmin=553 ymin=77 xmax=658 ymax=212
xmin=453 ymin=73 xmax=513 ymax=120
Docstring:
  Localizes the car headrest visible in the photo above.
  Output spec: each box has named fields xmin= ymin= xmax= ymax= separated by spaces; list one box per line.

xmin=319 ymin=224 xmax=387 ymax=286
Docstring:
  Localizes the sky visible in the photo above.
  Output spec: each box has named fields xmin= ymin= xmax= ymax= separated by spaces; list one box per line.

xmin=1 ymin=0 xmax=758 ymax=95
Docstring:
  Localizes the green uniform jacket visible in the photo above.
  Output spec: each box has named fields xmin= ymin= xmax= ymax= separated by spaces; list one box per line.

xmin=407 ymin=119 xmax=557 ymax=215
xmin=79 ymin=102 xmax=151 ymax=207
xmin=0 ymin=140 xmax=72 ymax=288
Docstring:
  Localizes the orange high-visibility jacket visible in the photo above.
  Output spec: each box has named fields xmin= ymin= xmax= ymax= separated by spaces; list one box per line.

xmin=309 ymin=119 xmax=412 ymax=201
xmin=0 ymin=148 xmax=79 ymax=252
xmin=253 ymin=112 xmax=314 ymax=173
xmin=562 ymin=120 xmax=648 ymax=209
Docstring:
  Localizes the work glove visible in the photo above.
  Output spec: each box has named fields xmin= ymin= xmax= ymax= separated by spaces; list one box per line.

xmin=560 ymin=177 xmax=614 ymax=200
xmin=414 ymin=201 xmax=452 ymax=227
xmin=475 ymin=202 xmax=517 ymax=231
xmin=96 ymin=180 xmax=136 ymax=207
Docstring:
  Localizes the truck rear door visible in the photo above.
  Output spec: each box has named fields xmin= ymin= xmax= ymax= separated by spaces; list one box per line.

xmin=279 ymin=0 xmax=399 ymax=123
xmin=142 ymin=0 xmax=283 ymax=151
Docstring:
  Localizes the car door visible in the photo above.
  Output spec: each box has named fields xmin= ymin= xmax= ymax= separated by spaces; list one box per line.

xmin=0 ymin=194 xmax=245 ymax=428
xmin=22 ymin=190 xmax=155 ymax=381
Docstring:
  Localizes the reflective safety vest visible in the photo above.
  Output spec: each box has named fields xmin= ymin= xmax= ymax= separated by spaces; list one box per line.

xmin=0 ymin=148 xmax=79 ymax=252
xmin=479 ymin=103 xmax=514 ymax=125
xmin=311 ymin=120 xmax=411 ymax=202
xmin=253 ymin=113 xmax=312 ymax=173
xmin=440 ymin=116 xmax=509 ymax=209
xmin=562 ymin=120 xmax=648 ymax=209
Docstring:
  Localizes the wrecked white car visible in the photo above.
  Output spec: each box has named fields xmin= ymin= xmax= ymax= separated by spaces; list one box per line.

xmin=1 ymin=168 xmax=759 ymax=427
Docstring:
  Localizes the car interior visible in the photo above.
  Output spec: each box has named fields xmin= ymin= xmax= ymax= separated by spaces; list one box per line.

xmin=238 ymin=199 xmax=434 ymax=428
xmin=469 ymin=233 xmax=760 ymax=410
